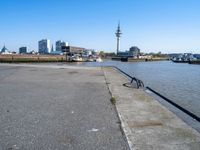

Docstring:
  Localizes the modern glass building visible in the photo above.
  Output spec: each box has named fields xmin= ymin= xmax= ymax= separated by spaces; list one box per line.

xmin=55 ymin=40 xmax=68 ymax=51
xmin=38 ymin=39 xmax=51 ymax=54
xmin=19 ymin=47 xmax=27 ymax=54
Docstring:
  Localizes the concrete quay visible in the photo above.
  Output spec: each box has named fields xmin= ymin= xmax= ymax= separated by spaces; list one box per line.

xmin=103 ymin=67 xmax=200 ymax=150
xmin=0 ymin=63 xmax=200 ymax=150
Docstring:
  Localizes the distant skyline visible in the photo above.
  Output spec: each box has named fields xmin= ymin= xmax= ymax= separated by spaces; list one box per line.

xmin=1 ymin=0 xmax=200 ymax=53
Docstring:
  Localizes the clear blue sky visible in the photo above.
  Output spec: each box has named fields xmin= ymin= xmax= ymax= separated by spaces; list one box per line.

xmin=1 ymin=0 xmax=200 ymax=53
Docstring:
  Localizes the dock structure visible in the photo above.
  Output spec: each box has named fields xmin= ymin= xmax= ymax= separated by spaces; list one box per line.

xmin=62 ymin=46 xmax=85 ymax=55
xmin=0 ymin=63 xmax=200 ymax=150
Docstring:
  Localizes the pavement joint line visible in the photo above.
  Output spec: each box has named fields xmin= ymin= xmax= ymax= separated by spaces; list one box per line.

xmin=102 ymin=67 xmax=133 ymax=150
xmin=116 ymin=108 xmax=135 ymax=150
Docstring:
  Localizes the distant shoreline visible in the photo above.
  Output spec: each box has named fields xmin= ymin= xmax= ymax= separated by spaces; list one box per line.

xmin=0 ymin=54 xmax=66 ymax=63
xmin=0 ymin=54 xmax=170 ymax=63
xmin=111 ymin=56 xmax=169 ymax=62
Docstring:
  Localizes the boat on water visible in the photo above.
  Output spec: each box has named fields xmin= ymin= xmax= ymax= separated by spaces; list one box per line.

xmin=69 ymin=55 xmax=103 ymax=62
xmin=69 ymin=54 xmax=83 ymax=62
xmin=171 ymin=54 xmax=200 ymax=64
xmin=94 ymin=57 xmax=103 ymax=62
xmin=172 ymin=59 xmax=189 ymax=63
xmin=189 ymin=60 xmax=200 ymax=64
xmin=86 ymin=56 xmax=103 ymax=62
xmin=171 ymin=53 xmax=192 ymax=63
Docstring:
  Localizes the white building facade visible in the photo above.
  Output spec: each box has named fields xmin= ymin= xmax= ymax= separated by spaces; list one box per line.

xmin=38 ymin=39 xmax=51 ymax=54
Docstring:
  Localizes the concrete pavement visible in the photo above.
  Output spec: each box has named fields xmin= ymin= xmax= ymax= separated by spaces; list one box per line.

xmin=0 ymin=64 xmax=129 ymax=150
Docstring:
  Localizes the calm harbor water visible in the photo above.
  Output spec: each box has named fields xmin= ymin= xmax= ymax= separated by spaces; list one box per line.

xmin=76 ymin=60 xmax=200 ymax=117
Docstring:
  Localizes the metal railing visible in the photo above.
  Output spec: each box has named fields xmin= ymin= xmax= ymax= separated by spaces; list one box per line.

xmin=130 ymin=77 xmax=144 ymax=89
xmin=109 ymin=66 xmax=144 ymax=89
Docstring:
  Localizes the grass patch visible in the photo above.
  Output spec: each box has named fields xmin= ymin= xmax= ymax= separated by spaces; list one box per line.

xmin=110 ymin=97 xmax=116 ymax=105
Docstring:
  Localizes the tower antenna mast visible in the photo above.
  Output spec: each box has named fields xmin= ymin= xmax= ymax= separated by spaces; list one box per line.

xmin=115 ymin=22 xmax=122 ymax=55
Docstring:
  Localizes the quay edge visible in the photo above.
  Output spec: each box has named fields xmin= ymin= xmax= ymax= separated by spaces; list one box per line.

xmin=103 ymin=67 xmax=200 ymax=150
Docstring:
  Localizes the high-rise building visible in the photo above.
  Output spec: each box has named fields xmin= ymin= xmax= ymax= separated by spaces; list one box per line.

xmin=38 ymin=39 xmax=51 ymax=54
xmin=19 ymin=47 xmax=27 ymax=54
xmin=56 ymin=40 xmax=68 ymax=51
xmin=51 ymin=45 xmax=54 ymax=52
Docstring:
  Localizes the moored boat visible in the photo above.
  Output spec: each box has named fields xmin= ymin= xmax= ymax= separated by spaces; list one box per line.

xmin=189 ymin=60 xmax=200 ymax=64
xmin=69 ymin=54 xmax=83 ymax=62
xmin=95 ymin=57 xmax=103 ymax=62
